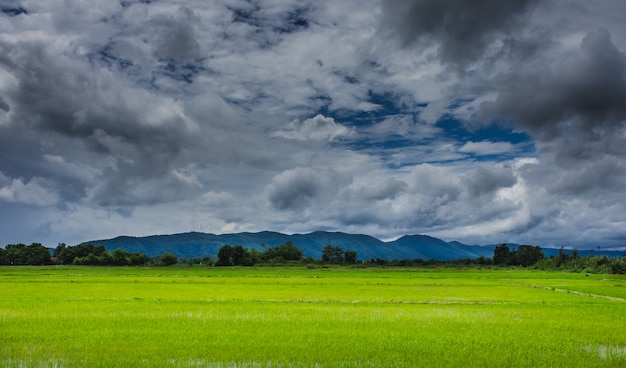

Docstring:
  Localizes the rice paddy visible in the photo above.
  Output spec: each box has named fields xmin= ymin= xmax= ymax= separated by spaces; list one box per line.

xmin=1 ymin=266 xmax=625 ymax=367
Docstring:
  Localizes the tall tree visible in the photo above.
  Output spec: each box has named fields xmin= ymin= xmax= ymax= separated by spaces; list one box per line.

xmin=54 ymin=243 xmax=66 ymax=257
xmin=160 ymin=253 xmax=178 ymax=266
xmin=557 ymin=246 xmax=569 ymax=267
xmin=112 ymin=248 xmax=130 ymax=266
xmin=515 ymin=245 xmax=544 ymax=267
xmin=493 ymin=244 xmax=510 ymax=265
xmin=4 ymin=243 xmax=51 ymax=265
xmin=262 ymin=242 xmax=303 ymax=262
xmin=231 ymin=245 xmax=249 ymax=265
xmin=57 ymin=244 xmax=106 ymax=265
xmin=216 ymin=244 xmax=252 ymax=266
xmin=322 ymin=245 xmax=344 ymax=264
xmin=216 ymin=244 xmax=234 ymax=266
xmin=344 ymin=250 xmax=358 ymax=264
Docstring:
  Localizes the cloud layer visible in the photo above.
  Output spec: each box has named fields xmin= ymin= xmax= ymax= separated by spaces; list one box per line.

xmin=1 ymin=0 xmax=625 ymax=249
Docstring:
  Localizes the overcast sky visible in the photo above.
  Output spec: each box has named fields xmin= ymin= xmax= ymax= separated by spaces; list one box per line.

xmin=1 ymin=0 xmax=625 ymax=249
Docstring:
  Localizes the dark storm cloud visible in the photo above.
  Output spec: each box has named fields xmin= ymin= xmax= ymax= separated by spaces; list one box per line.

xmin=359 ymin=178 xmax=407 ymax=201
xmin=549 ymin=156 xmax=626 ymax=196
xmin=480 ymin=29 xmax=626 ymax=142
xmin=0 ymin=97 xmax=8 ymax=112
xmin=477 ymin=28 xmax=626 ymax=200
xmin=266 ymin=167 xmax=351 ymax=211
xmin=0 ymin=0 xmax=27 ymax=17
xmin=462 ymin=165 xmax=517 ymax=197
xmin=381 ymin=0 xmax=538 ymax=67
xmin=0 ymin=40 xmax=193 ymax=144
xmin=267 ymin=168 xmax=322 ymax=210
xmin=0 ymin=38 xmax=201 ymax=205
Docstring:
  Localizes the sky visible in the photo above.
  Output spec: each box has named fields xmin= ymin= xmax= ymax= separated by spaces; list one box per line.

xmin=1 ymin=0 xmax=626 ymax=249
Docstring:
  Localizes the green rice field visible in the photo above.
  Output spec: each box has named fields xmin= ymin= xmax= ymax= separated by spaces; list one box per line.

xmin=1 ymin=266 xmax=625 ymax=367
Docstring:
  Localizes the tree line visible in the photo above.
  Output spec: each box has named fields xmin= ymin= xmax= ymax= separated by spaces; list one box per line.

xmin=214 ymin=242 xmax=358 ymax=266
xmin=0 ymin=243 xmax=170 ymax=266
xmin=534 ymin=246 xmax=626 ymax=274
xmin=0 ymin=241 xmax=360 ymax=267
xmin=0 ymin=243 xmax=52 ymax=265
xmin=54 ymin=243 xmax=154 ymax=266
xmin=2 ymin=241 xmax=624 ymax=273
xmin=490 ymin=243 xmax=626 ymax=274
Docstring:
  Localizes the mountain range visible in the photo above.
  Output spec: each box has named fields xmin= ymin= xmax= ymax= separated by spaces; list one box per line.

xmin=83 ymin=231 xmax=624 ymax=261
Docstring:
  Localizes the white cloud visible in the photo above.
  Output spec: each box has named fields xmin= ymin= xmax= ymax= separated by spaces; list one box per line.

xmin=200 ymin=191 xmax=236 ymax=206
xmin=170 ymin=169 xmax=202 ymax=188
xmin=0 ymin=176 xmax=59 ymax=207
xmin=459 ymin=140 xmax=516 ymax=156
xmin=272 ymin=114 xmax=352 ymax=142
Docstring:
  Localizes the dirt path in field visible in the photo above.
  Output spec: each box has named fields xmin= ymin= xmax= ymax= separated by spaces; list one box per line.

xmin=502 ymin=281 xmax=626 ymax=303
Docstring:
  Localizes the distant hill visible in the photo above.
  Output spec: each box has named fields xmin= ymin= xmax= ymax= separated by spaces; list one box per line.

xmin=82 ymin=231 xmax=624 ymax=261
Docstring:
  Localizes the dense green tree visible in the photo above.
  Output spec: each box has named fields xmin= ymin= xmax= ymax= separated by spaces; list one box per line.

xmin=216 ymin=244 xmax=234 ymax=266
xmin=100 ymin=252 xmax=114 ymax=266
xmin=5 ymin=244 xmax=27 ymax=264
xmin=2 ymin=242 xmax=154 ymax=267
xmin=216 ymin=244 xmax=253 ymax=266
xmin=281 ymin=242 xmax=304 ymax=261
xmin=57 ymin=244 xmax=105 ymax=265
xmin=232 ymin=245 xmax=249 ymax=265
xmin=70 ymin=248 xmax=153 ymax=266
xmin=514 ymin=245 xmax=544 ymax=267
xmin=74 ymin=253 xmax=99 ymax=265
xmin=557 ymin=246 xmax=569 ymax=267
xmin=54 ymin=243 xmax=66 ymax=257
xmin=493 ymin=244 xmax=510 ymax=265
xmin=262 ymin=242 xmax=303 ymax=262
xmin=322 ymin=245 xmax=344 ymax=264
xmin=160 ymin=253 xmax=178 ymax=266
xmin=610 ymin=259 xmax=626 ymax=274
xmin=367 ymin=258 xmax=389 ymax=266
xmin=112 ymin=249 xmax=130 ymax=266
xmin=129 ymin=253 xmax=150 ymax=266
xmin=248 ymin=249 xmax=263 ymax=265
xmin=30 ymin=243 xmax=52 ymax=265
xmin=344 ymin=250 xmax=358 ymax=264
xmin=3 ymin=243 xmax=51 ymax=265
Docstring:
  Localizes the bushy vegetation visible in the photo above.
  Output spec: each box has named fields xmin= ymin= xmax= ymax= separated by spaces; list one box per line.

xmin=214 ymin=242 xmax=359 ymax=266
xmin=55 ymin=243 xmax=152 ymax=266
xmin=493 ymin=244 xmax=545 ymax=266
xmin=534 ymin=246 xmax=626 ymax=274
xmin=2 ymin=240 xmax=624 ymax=273
xmin=361 ymin=244 xmax=626 ymax=274
xmin=321 ymin=244 xmax=357 ymax=264
xmin=0 ymin=243 xmax=52 ymax=265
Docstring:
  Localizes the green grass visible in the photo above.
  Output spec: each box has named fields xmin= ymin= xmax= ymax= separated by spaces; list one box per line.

xmin=1 ymin=266 xmax=625 ymax=367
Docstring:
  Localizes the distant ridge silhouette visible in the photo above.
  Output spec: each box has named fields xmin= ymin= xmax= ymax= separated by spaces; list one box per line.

xmin=83 ymin=231 xmax=623 ymax=260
